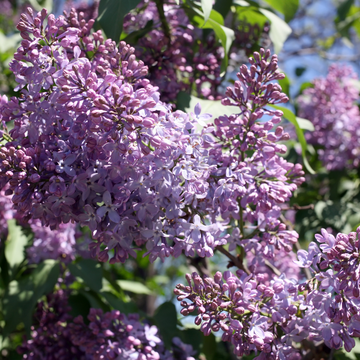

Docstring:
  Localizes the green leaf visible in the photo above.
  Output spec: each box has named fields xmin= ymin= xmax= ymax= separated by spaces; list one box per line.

xmin=27 ymin=0 xmax=52 ymax=12
xmin=191 ymin=8 xmax=234 ymax=73
xmin=153 ymin=302 xmax=179 ymax=348
xmin=97 ymin=0 xmax=142 ymax=42
xmin=2 ymin=260 xmax=59 ymax=336
xmin=2 ymin=278 xmax=34 ymax=337
xmin=121 ymin=20 xmax=154 ymax=43
xmin=101 ymin=291 xmax=139 ymax=313
xmin=295 ymin=66 xmax=306 ymax=77
xmin=269 ymin=105 xmax=315 ymax=174
xmin=203 ymin=333 xmax=217 ymax=360
xmin=296 ymin=117 xmax=314 ymax=131
xmin=349 ymin=7 xmax=360 ymax=38
xmin=337 ymin=0 xmax=354 ymax=22
xmin=336 ymin=9 xmax=360 ymax=38
xmin=259 ymin=9 xmax=292 ymax=53
xmin=117 ymin=280 xmax=154 ymax=295
xmin=213 ymin=0 xmax=232 ymax=18
xmin=186 ymin=95 xmax=234 ymax=116
xmin=262 ymin=0 xmax=299 ymax=22
xmin=5 ymin=220 xmax=30 ymax=271
xmin=0 ymin=32 xmax=21 ymax=53
xmin=32 ymin=260 xmax=60 ymax=298
xmin=235 ymin=7 xmax=268 ymax=27
xmin=180 ymin=328 xmax=203 ymax=354
xmin=278 ymin=71 xmax=290 ymax=98
xmin=299 ymin=81 xmax=314 ymax=94
xmin=68 ymin=293 xmax=91 ymax=320
xmin=184 ymin=95 xmax=235 ymax=131
xmin=68 ymin=258 xmax=102 ymax=292
xmin=79 ymin=289 xmax=110 ymax=310
xmin=233 ymin=0 xmax=251 ymax=6
xmin=314 ymin=201 xmax=327 ymax=220
xmin=201 ymin=0 xmax=213 ymax=24
xmin=176 ymin=91 xmax=192 ymax=111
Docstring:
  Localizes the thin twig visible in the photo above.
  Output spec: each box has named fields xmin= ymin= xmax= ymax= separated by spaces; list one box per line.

xmin=216 ymin=245 xmax=250 ymax=275
xmin=281 ymin=204 xmax=314 ymax=211
xmin=264 ymin=259 xmax=282 ymax=276
xmin=154 ymin=0 xmax=171 ymax=44
xmin=187 ymin=256 xmax=211 ymax=278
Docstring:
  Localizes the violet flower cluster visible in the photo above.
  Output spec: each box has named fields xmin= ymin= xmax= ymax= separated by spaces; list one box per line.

xmin=297 ymin=64 xmax=360 ymax=170
xmin=227 ymin=19 xmax=271 ymax=68
xmin=19 ymin=288 xmax=195 ymax=360
xmin=214 ymin=49 xmax=304 ymax=261
xmin=175 ymin=270 xmax=305 ymax=359
xmin=0 ymin=7 xmax=303 ymax=265
xmin=0 ymin=189 xmax=78 ymax=263
xmin=17 ymin=289 xmax=86 ymax=360
xmin=176 ymin=227 xmax=360 ymax=358
xmin=123 ymin=0 xmax=223 ymax=102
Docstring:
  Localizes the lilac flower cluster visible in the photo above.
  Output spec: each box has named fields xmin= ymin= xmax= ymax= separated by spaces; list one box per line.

xmin=17 ymin=289 xmax=86 ymax=360
xmin=176 ymin=227 xmax=360 ymax=358
xmin=297 ymin=64 xmax=360 ymax=170
xmin=0 ymin=6 xmax=303 ymax=265
xmin=26 ymin=220 xmax=77 ymax=263
xmin=0 ymin=188 xmax=78 ymax=263
xmin=175 ymin=270 xmax=305 ymax=358
xmin=246 ymin=248 xmax=301 ymax=284
xmin=295 ymin=227 xmax=360 ymax=347
xmin=123 ymin=1 xmax=272 ymax=102
xmin=19 ymin=288 xmax=196 ymax=360
xmin=213 ymin=49 xmax=304 ymax=260
xmin=63 ymin=0 xmax=99 ymax=21
xmin=123 ymin=0 xmax=223 ymax=102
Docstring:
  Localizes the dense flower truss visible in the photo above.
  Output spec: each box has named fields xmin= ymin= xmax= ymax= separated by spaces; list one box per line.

xmin=19 ymin=288 xmax=196 ymax=360
xmin=18 ymin=289 xmax=86 ymax=360
xmin=208 ymin=49 xmax=305 ymax=260
xmin=297 ymin=64 xmax=360 ymax=170
xmin=176 ymin=227 xmax=360 ymax=358
xmin=0 ymin=190 xmax=78 ymax=262
xmin=0 ymin=6 xmax=303 ymax=264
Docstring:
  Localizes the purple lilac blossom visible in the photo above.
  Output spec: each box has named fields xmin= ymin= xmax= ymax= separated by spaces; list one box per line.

xmin=0 ymin=8 xmax=303 ymax=264
xmin=17 ymin=289 xmax=87 ymax=360
xmin=0 ymin=187 xmax=78 ymax=262
xmin=246 ymin=248 xmax=302 ymax=284
xmin=176 ymin=227 xmax=360 ymax=358
xmin=26 ymin=220 xmax=77 ymax=263
xmin=123 ymin=0 xmax=224 ymax=102
xmin=297 ymin=64 xmax=360 ymax=170
xmin=19 ymin=288 xmax=196 ymax=360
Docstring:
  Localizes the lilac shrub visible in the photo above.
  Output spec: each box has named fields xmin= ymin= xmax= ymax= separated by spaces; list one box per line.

xmin=0 ymin=8 xmax=304 ymax=266
xmin=297 ymin=64 xmax=360 ymax=170
xmin=1 ymin=5 xmax=355 ymax=360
